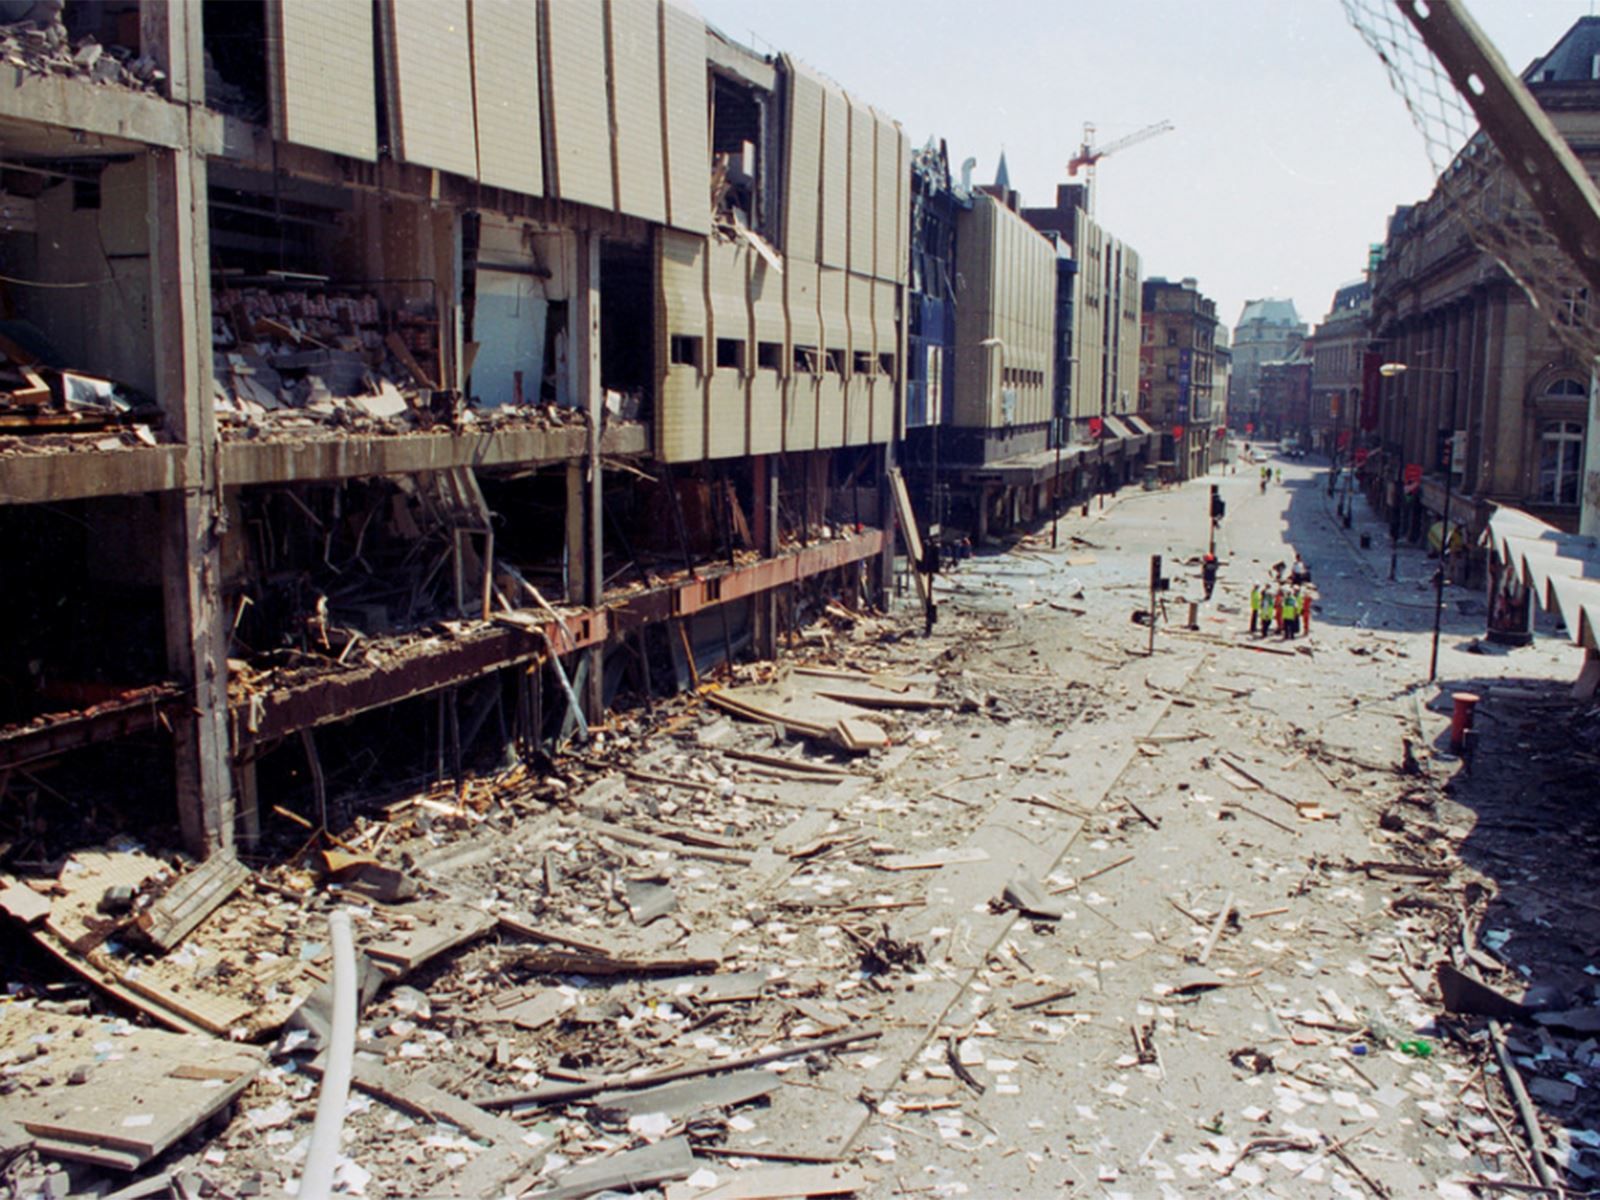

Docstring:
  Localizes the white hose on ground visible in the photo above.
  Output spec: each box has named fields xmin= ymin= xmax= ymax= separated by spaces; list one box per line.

xmin=299 ymin=907 xmax=358 ymax=1200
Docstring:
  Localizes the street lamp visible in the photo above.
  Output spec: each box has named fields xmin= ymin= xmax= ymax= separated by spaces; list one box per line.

xmin=1379 ymin=361 xmax=1458 ymax=684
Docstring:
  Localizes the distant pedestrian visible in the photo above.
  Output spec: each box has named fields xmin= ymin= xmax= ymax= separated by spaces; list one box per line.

xmin=1249 ymin=583 xmax=1261 ymax=634
xmin=1290 ymin=554 xmax=1310 ymax=585
xmin=1284 ymin=590 xmax=1300 ymax=639
xmin=1301 ymin=589 xmax=1313 ymax=635
xmin=1201 ymin=553 xmax=1218 ymax=600
xmin=1275 ymin=468 xmax=1283 ymax=484
xmin=1273 ymin=588 xmax=1285 ymax=637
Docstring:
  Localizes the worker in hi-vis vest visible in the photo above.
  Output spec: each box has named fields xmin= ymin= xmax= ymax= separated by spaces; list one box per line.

xmin=1249 ymin=583 xmax=1261 ymax=634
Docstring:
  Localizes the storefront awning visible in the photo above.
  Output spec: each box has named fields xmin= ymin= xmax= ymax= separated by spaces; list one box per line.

xmin=1101 ymin=414 xmax=1147 ymax=452
xmin=1484 ymin=507 xmax=1600 ymax=651
xmin=1125 ymin=415 xmax=1155 ymax=437
xmin=1101 ymin=415 xmax=1134 ymax=441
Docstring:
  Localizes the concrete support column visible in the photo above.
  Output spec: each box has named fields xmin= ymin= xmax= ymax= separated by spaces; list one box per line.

xmin=150 ymin=101 xmax=232 ymax=854
xmin=876 ymin=442 xmax=894 ymax=609
xmin=574 ymin=230 xmax=605 ymax=722
xmin=752 ymin=455 xmax=779 ymax=657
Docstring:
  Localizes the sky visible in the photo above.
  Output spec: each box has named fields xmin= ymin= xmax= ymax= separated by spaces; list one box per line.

xmin=693 ymin=0 xmax=1593 ymax=335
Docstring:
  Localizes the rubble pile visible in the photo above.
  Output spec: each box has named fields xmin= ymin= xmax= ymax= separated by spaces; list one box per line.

xmin=211 ymin=282 xmax=611 ymax=442
xmin=3 ymin=513 xmax=1600 ymax=1197
xmin=0 ymin=341 xmax=157 ymax=439
xmin=0 ymin=4 xmax=165 ymax=93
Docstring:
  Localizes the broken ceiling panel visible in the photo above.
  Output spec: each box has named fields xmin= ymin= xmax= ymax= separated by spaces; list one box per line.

xmin=608 ymin=0 xmax=668 ymax=224
xmin=471 ymin=0 xmax=544 ymax=196
xmin=379 ymin=0 xmax=479 ymax=179
xmin=267 ymin=0 xmax=378 ymax=162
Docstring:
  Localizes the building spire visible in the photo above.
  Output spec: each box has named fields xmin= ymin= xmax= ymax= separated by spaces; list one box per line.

xmin=994 ymin=150 xmax=1011 ymax=192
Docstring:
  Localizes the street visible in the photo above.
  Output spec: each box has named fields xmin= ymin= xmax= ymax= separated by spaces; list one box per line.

xmin=8 ymin=454 xmax=1598 ymax=1200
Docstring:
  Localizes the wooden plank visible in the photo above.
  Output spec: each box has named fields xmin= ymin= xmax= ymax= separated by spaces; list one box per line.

xmin=879 ymin=847 xmax=990 ymax=872
xmin=591 ymin=1070 xmax=781 ymax=1122
xmin=0 ymin=1010 xmax=265 ymax=1169
xmin=533 ymin=1137 xmax=697 ymax=1200
xmin=665 ymin=1164 xmax=867 ymax=1200
xmin=0 ymin=878 xmax=52 ymax=925
xmin=134 ymin=854 xmax=250 ymax=952
xmin=887 ymin=466 xmax=932 ymax=610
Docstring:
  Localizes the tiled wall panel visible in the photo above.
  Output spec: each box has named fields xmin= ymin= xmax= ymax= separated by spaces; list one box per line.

xmin=381 ymin=0 xmax=478 ymax=178
xmin=471 ymin=0 xmax=543 ymax=195
xmin=544 ymin=0 xmax=614 ymax=210
xmin=846 ymin=96 xmax=873 ymax=277
xmin=818 ymin=86 xmax=849 ymax=270
xmin=268 ymin=0 xmax=378 ymax=161
xmin=608 ymin=0 xmax=667 ymax=223
xmin=658 ymin=230 xmax=707 ymax=461
xmin=661 ymin=0 xmax=710 ymax=234
xmin=782 ymin=58 xmax=823 ymax=263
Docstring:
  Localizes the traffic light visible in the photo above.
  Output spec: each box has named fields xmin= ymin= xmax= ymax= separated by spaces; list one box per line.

xmin=1149 ymin=554 xmax=1169 ymax=592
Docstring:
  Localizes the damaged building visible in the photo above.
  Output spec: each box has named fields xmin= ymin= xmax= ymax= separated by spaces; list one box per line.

xmin=0 ymin=1 xmax=910 ymax=862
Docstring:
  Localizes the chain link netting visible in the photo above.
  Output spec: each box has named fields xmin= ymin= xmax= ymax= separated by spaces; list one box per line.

xmin=1341 ymin=0 xmax=1600 ymax=361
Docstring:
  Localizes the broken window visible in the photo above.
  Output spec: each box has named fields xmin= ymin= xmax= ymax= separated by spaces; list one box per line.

xmin=710 ymin=67 xmax=781 ymax=241
xmin=202 ymin=0 xmax=269 ymax=119
xmin=670 ymin=335 xmax=703 ymax=369
xmin=757 ymin=342 xmax=782 ymax=371
xmin=793 ymin=345 xmax=820 ymax=376
xmin=853 ymin=351 xmax=874 ymax=377
xmin=716 ymin=338 xmax=746 ymax=372
xmin=825 ymin=348 xmax=845 ymax=375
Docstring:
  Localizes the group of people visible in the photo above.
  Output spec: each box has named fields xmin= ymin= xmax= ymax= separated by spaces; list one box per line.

xmin=1249 ymin=554 xmax=1314 ymax=639
xmin=1258 ymin=464 xmax=1282 ymax=493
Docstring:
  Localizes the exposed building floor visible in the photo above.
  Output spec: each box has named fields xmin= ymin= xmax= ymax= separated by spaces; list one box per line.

xmin=2 ymin=455 xmax=1596 ymax=1200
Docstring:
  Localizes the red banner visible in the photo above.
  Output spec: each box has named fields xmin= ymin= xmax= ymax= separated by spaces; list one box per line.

xmin=1172 ymin=425 xmax=1185 ymax=441
xmin=1245 ymin=422 xmax=1254 ymax=434
xmin=1088 ymin=417 xmax=1104 ymax=439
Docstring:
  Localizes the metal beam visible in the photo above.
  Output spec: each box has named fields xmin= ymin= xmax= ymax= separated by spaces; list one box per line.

xmin=1401 ymin=0 xmax=1600 ymax=298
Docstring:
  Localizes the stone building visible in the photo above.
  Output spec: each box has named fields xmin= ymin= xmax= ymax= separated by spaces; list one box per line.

xmin=1306 ymin=279 xmax=1373 ymax=457
xmin=1229 ymin=298 xmax=1306 ymax=436
xmin=1367 ymin=16 xmax=1600 ymax=548
xmin=1140 ymin=277 xmax=1220 ymax=481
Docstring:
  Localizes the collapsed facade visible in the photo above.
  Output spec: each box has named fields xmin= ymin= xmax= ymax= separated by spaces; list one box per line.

xmin=0 ymin=0 xmax=1198 ymax=861
xmin=0 ymin=1 xmax=912 ymax=858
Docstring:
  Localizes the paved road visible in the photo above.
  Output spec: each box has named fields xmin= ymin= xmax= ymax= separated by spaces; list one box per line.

xmin=855 ymin=453 xmax=1589 ymax=1195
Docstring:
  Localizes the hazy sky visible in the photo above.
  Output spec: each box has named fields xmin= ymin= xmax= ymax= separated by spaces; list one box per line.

xmin=694 ymin=0 xmax=1592 ymax=335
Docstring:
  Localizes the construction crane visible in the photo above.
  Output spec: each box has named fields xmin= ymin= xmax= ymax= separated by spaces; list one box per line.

xmin=1067 ymin=119 xmax=1175 ymax=212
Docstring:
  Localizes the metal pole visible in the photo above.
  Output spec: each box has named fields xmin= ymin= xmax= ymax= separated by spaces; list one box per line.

xmin=1428 ymin=371 xmax=1457 ymax=683
xmin=1051 ymin=416 xmax=1063 ymax=548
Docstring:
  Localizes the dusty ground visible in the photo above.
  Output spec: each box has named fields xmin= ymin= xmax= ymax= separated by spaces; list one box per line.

xmin=6 ymin=453 xmax=1599 ymax=1200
